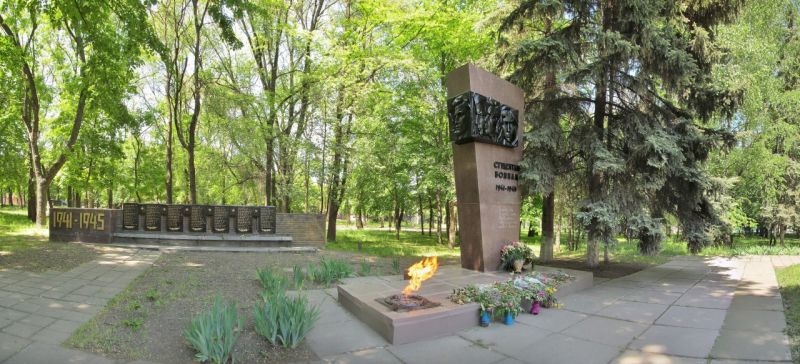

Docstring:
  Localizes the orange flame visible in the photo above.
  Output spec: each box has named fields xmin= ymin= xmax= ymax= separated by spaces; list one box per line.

xmin=402 ymin=256 xmax=439 ymax=296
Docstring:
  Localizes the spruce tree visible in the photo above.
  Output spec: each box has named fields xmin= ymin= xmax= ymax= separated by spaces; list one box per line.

xmin=501 ymin=0 xmax=743 ymax=266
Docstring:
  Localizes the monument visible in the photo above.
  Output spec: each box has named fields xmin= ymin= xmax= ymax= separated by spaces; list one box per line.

xmin=447 ymin=64 xmax=524 ymax=272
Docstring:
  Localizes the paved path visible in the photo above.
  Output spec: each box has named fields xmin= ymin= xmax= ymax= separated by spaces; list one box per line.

xmin=0 ymin=253 xmax=794 ymax=364
xmin=0 ymin=248 xmax=160 ymax=364
xmin=301 ymin=256 xmax=796 ymax=364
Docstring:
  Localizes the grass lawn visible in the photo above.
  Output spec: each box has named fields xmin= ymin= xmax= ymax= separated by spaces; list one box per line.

xmin=0 ymin=207 xmax=100 ymax=272
xmin=775 ymin=264 xmax=800 ymax=362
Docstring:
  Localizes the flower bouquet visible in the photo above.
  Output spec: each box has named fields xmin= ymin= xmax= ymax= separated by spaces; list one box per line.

xmin=500 ymin=241 xmax=535 ymax=273
xmin=492 ymin=282 xmax=523 ymax=325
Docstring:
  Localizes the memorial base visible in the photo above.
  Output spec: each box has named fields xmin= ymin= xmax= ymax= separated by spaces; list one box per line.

xmin=111 ymin=232 xmax=292 ymax=247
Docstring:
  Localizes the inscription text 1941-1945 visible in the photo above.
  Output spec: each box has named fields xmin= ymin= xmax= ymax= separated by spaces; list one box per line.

xmin=493 ymin=161 xmax=519 ymax=192
xmin=52 ymin=210 xmax=106 ymax=231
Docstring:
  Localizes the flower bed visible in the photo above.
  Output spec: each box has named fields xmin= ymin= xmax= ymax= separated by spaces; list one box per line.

xmin=448 ymin=270 xmax=576 ymax=325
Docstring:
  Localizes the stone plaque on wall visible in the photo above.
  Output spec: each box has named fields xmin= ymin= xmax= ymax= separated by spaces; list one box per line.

xmin=166 ymin=205 xmax=184 ymax=232
xmin=259 ymin=206 xmax=276 ymax=233
xmin=235 ymin=206 xmax=253 ymax=233
xmin=188 ymin=205 xmax=206 ymax=232
xmin=143 ymin=204 xmax=164 ymax=232
xmin=212 ymin=206 xmax=229 ymax=233
xmin=122 ymin=203 xmax=139 ymax=230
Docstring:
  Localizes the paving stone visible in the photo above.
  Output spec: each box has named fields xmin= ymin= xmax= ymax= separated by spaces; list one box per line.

xmin=711 ymin=329 xmax=791 ymax=361
xmin=306 ymin=319 xmax=388 ymax=357
xmin=510 ymin=333 xmax=622 ymax=364
xmin=387 ymin=335 xmax=505 ymax=364
xmin=674 ymin=289 xmax=734 ymax=310
xmin=46 ymin=319 xmax=82 ymax=334
xmin=72 ymin=285 xmax=104 ymax=296
xmin=513 ymin=308 xmax=588 ymax=332
xmin=0 ymin=332 xmax=31 ymax=362
xmin=4 ymin=342 xmax=113 ymax=364
xmin=595 ymin=301 xmax=669 ymax=324
xmin=459 ymin=322 xmax=552 ymax=356
xmin=2 ymin=322 xmax=43 ymax=338
xmin=561 ymin=316 xmax=647 ymax=347
xmin=29 ymin=328 xmax=72 ymax=344
xmin=321 ymin=347 xmax=403 ymax=364
xmin=655 ymin=306 xmax=727 ymax=330
xmin=722 ymin=309 xmax=786 ymax=332
xmin=558 ymin=292 xmax=619 ymax=314
xmin=612 ymin=350 xmax=707 ymax=364
xmin=17 ymin=315 xmax=56 ymax=329
xmin=729 ymin=295 xmax=784 ymax=311
xmin=490 ymin=358 xmax=526 ymax=364
xmin=620 ymin=289 xmax=682 ymax=305
xmin=645 ymin=278 xmax=698 ymax=293
xmin=629 ymin=325 xmax=719 ymax=358
xmin=0 ymin=308 xmax=27 ymax=321
xmin=710 ymin=360 xmax=793 ymax=364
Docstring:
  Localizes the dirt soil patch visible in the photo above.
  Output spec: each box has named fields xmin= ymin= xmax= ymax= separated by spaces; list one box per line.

xmin=68 ymin=249 xmax=457 ymax=363
xmin=0 ymin=241 xmax=101 ymax=272
xmin=537 ymin=257 xmax=653 ymax=279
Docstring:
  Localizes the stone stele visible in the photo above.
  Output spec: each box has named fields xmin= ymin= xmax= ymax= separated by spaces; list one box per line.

xmin=447 ymin=64 xmax=524 ymax=272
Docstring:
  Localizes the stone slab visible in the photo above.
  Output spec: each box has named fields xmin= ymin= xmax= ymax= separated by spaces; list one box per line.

xmin=612 ymin=350 xmax=708 ymax=364
xmin=387 ymin=335 xmax=506 ymax=364
xmin=722 ymin=309 xmax=786 ymax=332
xmin=510 ymin=333 xmax=622 ymax=364
xmin=320 ymin=347 xmax=403 ymax=364
xmin=711 ymin=329 xmax=791 ymax=361
xmin=561 ymin=316 xmax=648 ymax=347
xmin=629 ymin=325 xmax=719 ymax=358
xmin=655 ymin=306 xmax=727 ymax=330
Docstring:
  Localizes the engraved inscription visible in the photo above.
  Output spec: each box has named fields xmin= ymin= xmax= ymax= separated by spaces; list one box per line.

xmin=259 ymin=206 xmax=276 ymax=233
xmin=143 ymin=205 xmax=163 ymax=231
xmin=122 ymin=203 xmax=139 ymax=230
xmin=166 ymin=205 xmax=183 ymax=232
xmin=212 ymin=206 xmax=229 ymax=233
xmin=236 ymin=206 xmax=253 ymax=233
xmin=497 ymin=206 xmax=517 ymax=229
xmin=189 ymin=205 xmax=206 ymax=232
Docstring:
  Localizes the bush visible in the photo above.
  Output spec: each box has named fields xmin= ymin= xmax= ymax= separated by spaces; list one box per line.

xmin=257 ymin=268 xmax=288 ymax=294
xmin=184 ymin=296 xmax=242 ymax=364
xmin=292 ymin=265 xmax=305 ymax=290
xmin=253 ymin=292 xmax=320 ymax=348
xmin=307 ymin=258 xmax=352 ymax=286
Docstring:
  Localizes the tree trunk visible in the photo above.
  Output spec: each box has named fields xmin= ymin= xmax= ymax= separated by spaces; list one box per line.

xmin=418 ymin=192 xmax=424 ymax=235
xmin=428 ymin=196 xmax=433 ymax=235
xmin=447 ymin=200 xmax=457 ymax=249
xmin=435 ymin=189 xmax=442 ymax=244
xmin=555 ymin=212 xmax=562 ymax=253
xmin=7 ymin=188 xmax=12 ymax=207
xmin=35 ymin=178 xmax=48 ymax=226
xmin=27 ymin=157 xmax=35 ymax=222
xmin=540 ymin=192 xmax=555 ymax=262
xmin=166 ymin=115 xmax=174 ymax=204
xmin=356 ymin=208 xmax=364 ymax=229
xmin=107 ymin=188 xmax=113 ymax=208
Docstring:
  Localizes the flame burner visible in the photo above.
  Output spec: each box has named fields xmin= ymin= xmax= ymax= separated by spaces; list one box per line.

xmin=379 ymin=294 xmax=441 ymax=312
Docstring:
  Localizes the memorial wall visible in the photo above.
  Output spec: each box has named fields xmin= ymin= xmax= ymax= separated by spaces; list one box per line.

xmin=50 ymin=204 xmax=324 ymax=246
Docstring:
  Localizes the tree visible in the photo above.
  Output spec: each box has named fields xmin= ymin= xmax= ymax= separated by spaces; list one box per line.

xmin=502 ymin=0 xmax=743 ymax=266
xmin=0 ymin=1 xmax=157 ymax=226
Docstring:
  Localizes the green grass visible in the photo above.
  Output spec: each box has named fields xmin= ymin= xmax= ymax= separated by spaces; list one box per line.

xmin=0 ymin=207 xmax=48 ymax=253
xmin=776 ymin=264 xmax=800 ymax=362
xmin=327 ymin=227 xmax=463 ymax=257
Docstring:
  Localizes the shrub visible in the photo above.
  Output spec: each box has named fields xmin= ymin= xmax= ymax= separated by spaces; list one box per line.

xmin=257 ymin=268 xmax=288 ymax=294
xmin=253 ymin=292 xmax=320 ymax=348
xmin=292 ymin=265 xmax=305 ymax=290
xmin=307 ymin=258 xmax=352 ymax=286
xmin=184 ymin=296 xmax=242 ymax=364
xmin=359 ymin=260 xmax=372 ymax=276
xmin=391 ymin=257 xmax=401 ymax=274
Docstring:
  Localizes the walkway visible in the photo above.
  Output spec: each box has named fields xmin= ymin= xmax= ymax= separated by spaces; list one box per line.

xmin=0 ymin=248 xmax=160 ymax=364
xmin=301 ymin=256 xmax=794 ymax=364
xmin=0 ymin=253 xmax=793 ymax=363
